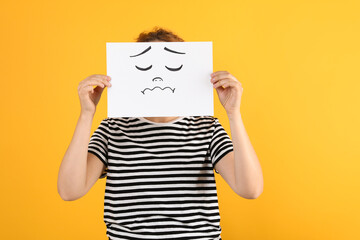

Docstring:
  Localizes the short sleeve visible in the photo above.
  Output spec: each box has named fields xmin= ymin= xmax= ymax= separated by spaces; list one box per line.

xmin=88 ymin=118 xmax=109 ymax=179
xmin=209 ymin=118 xmax=234 ymax=174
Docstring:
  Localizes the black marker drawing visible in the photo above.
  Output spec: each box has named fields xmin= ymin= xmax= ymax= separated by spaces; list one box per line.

xmin=135 ymin=65 xmax=152 ymax=71
xmin=140 ymin=77 xmax=174 ymax=94
xmin=129 ymin=45 xmax=186 ymax=95
xmin=130 ymin=46 xmax=151 ymax=58
xmin=165 ymin=64 xmax=183 ymax=71
xmin=152 ymin=77 xmax=163 ymax=81
xmin=141 ymin=86 xmax=176 ymax=95
xmin=164 ymin=47 xmax=186 ymax=55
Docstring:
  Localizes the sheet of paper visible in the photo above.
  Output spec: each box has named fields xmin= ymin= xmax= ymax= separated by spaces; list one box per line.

xmin=106 ymin=41 xmax=213 ymax=117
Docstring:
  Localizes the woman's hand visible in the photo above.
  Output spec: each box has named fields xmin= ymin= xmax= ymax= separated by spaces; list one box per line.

xmin=77 ymin=74 xmax=112 ymax=116
xmin=210 ymin=71 xmax=243 ymax=116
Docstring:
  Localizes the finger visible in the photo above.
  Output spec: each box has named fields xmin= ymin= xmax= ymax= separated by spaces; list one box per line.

xmin=212 ymin=77 xmax=241 ymax=89
xmin=80 ymin=75 xmax=110 ymax=85
xmin=83 ymin=79 xmax=107 ymax=89
xmin=84 ymin=85 xmax=95 ymax=94
xmin=213 ymin=78 xmax=233 ymax=88
xmin=211 ymin=77 xmax=232 ymax=85
xmin=89 ymin=77 xmax=112 ymax=87
xmin=94 ymin=75 xmax=111 ymax=82
xmin=90 ymin=74 xmax=111 ymax=80
xmin=219 ymin=80 xmax=240 ymax=89
xmin=212 ymin=72 xmax=233 ymax=80
xmin=211 ymin=71 xmax=232 ymax=80
xmin=212 ymin=77 xmax=237 ymax=87
xmin=89 ymin=76 xmax=111 ymax=84
xmin=79 ymin=85 xmax=96 ymax=96
xmin=211 ymin=71 xmax=229 ymax=77
xmin=214 ymin=79 xmax=240 ymax=89
xmin=211 ymin=72 xmax=235 ymax=83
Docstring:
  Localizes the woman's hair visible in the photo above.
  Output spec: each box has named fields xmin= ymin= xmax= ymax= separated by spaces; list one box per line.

xmin=135 ymin=26 xmax=184 ymax=42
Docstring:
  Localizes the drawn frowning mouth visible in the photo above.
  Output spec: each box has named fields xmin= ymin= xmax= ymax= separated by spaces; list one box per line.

xmin=141 ymin=86 xmax=176 ymax=94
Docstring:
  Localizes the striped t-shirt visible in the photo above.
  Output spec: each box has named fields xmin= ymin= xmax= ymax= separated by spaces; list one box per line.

xmin=87 ymin=116 xmax=234 ymax=240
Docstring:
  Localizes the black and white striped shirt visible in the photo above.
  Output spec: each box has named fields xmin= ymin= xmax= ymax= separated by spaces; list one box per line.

xmin=87 ymin=116 xmax=234 ymax=240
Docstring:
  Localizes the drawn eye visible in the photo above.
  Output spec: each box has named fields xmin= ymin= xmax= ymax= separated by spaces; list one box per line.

xmin=165 ymin=64 xmax=183 ymax=71
xmin=135 ymin=65 xmax=152 ymax=71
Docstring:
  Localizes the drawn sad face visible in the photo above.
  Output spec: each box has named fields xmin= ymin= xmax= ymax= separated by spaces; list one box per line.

xmin=129 ymin=46 xmax=185 ymax=95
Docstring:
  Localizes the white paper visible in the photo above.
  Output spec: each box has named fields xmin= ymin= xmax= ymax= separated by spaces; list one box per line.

xmin=106 ymin=41 xmax=213 ymax=117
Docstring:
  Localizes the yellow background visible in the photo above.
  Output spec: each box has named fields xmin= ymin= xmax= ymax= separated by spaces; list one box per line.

xmin=1 ymin=0 xmax=359 ymax=239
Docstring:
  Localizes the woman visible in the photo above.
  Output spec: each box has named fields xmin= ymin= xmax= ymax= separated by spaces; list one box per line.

xmin=58 ymin=27 xmax=263 ymax=240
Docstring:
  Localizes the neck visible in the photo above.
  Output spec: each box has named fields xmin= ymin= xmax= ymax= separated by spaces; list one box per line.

xmin=143 ymin=116 xmax=180 ymax=123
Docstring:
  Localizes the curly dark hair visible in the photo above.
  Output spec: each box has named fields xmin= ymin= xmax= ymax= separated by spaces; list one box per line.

xmin=135 ymin=26 xmax=184 ymax=42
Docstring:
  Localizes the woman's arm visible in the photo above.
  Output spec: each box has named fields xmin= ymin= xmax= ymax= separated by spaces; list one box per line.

xmin=57 ymin=74 xmax=111 ymax=201
xmin=228 ymin=112 xmax=263 ymax=198
xmin=211 ymin=71 xmax=263 ymax=199
xmin=57 ymin=113 xmax=94 ymax=201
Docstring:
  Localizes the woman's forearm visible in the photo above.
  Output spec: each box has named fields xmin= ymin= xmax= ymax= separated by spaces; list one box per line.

xmin=228 ymin=112 xmax=263 ymax=198
xmin=57 ymin=112 xmax=94 ymax=201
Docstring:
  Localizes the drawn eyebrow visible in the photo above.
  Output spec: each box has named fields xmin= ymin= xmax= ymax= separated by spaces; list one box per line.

xmin=130 ymin=46 xmax=151 ymax=57
xmin=164 ymin=47 xmax=186 ymax=54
